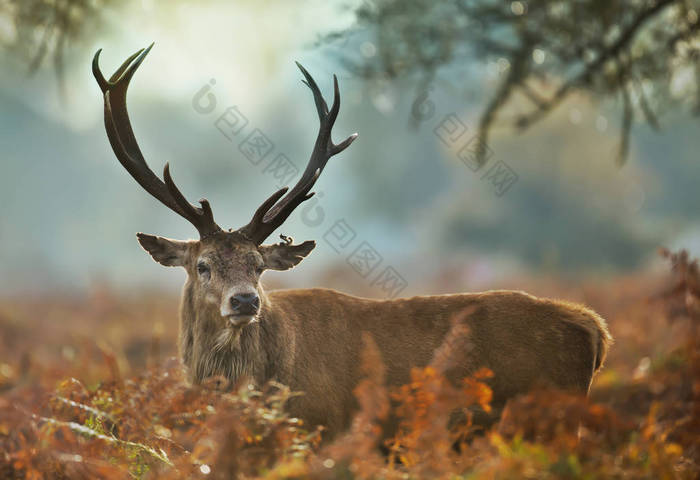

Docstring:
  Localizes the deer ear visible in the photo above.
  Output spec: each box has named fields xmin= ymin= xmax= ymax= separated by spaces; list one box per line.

xmin=137 ymin=233 xmax=190 ymax=267
xmin=260 ymin=240 xmax=315 ymax=271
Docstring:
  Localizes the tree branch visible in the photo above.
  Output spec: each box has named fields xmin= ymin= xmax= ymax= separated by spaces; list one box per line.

xmin=513 ymin=0 xmax=677 ymax=131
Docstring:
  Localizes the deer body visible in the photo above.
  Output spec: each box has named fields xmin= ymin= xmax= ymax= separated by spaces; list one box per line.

xmin=181 ymin=286 xmax=610 ymax=437
xmin=93 ymin=45 xmax=611 ymax=441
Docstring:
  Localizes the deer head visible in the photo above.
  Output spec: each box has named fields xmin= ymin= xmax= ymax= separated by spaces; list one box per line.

xmin=93 ymin=44 xmax=357 ymax=328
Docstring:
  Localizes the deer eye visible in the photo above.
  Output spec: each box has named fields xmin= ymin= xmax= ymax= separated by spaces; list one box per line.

xmin=197 ymin=261 xmax=210 ymax=276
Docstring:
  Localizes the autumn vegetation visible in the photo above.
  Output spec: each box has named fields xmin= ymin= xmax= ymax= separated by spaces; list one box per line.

xmin=0 ymin=249 xmax=698 ymax=479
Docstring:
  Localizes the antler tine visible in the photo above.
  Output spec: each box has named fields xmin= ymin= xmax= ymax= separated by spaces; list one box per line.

xmin=237 ymin=187 xmax=288 ymax=242
xmin=93 ymin=45 xmax=222 ymax=239
xmin=296 ymin=62 xmax=331 ymax=118
xmin=238 ymin=64 xmax=357 ymax=244
xmin=162 ymin=163 xmax=219 ymax=235
xmin=240 ymin=174 xmax=318 ymax=245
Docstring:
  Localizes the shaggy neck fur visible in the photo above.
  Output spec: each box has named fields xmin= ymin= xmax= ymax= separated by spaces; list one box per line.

xmin=179 ymin=284 xmax=289 ymax=386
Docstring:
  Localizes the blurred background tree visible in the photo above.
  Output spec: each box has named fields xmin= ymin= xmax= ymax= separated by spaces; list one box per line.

xmin=324 ymin=0 xmax=699 ymax=164
xmin=0 ymin=0 xmax=122 ymax=95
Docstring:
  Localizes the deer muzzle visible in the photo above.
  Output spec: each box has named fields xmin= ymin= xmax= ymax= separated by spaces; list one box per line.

xmin=221 ymin=291 xmax=260 ymax=327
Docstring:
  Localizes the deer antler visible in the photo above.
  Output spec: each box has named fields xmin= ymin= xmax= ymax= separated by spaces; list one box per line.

xmin=92 ymin=44 xmax=222 ymax=239
xmin=238 ymin=63 xmax=358 ymax=244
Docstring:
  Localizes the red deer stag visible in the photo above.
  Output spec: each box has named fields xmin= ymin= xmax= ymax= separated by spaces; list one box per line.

xmin=93 ymin=45 xmax=612 ymax=438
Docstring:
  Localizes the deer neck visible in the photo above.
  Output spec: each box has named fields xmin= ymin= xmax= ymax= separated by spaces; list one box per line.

xmin=179 ymin=285 xmax=289 ymax=387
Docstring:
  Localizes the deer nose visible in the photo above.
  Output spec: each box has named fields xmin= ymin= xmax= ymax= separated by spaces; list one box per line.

xmin=230 ymin=292 xmax=260 ymax=315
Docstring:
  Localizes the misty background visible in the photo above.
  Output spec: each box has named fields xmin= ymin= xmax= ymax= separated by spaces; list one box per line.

xmin=0 ymin=0 xmax=698 ymax=296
